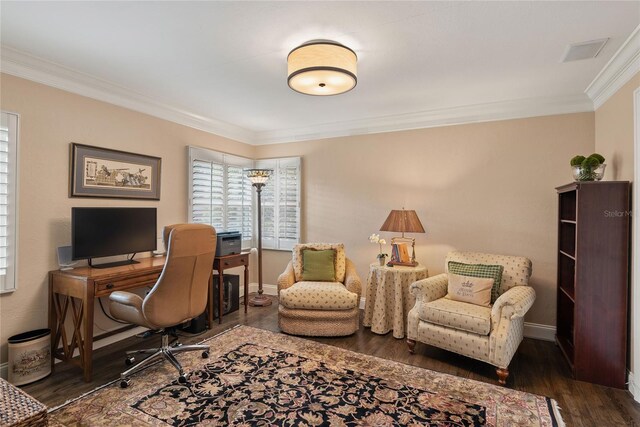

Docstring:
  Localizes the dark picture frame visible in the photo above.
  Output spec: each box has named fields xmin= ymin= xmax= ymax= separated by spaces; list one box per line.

xmin=70 ymin=143 xmax=161 ymax=200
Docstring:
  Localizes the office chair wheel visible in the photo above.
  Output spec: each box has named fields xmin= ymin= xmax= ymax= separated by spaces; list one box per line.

xmin=125 ymin=356 xmax=135 ymax=366
xmin=202 ymin=351 xmax=209 ymax=359
xmin=178 ymin=374 xmax=188 ymax=384
xmin=120 ymin=378 xmax=131 ymax=388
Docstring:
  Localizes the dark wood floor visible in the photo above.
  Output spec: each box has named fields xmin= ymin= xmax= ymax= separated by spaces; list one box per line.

xmin=25 ymin=301 xmax=640 ymax=426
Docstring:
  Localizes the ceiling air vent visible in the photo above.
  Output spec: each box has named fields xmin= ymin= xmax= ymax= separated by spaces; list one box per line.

xmin=562 ymin=38 xmax=608 ymax=62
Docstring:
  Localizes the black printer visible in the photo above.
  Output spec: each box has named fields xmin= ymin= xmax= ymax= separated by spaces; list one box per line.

xmin=215 ymin=231 xmax=242 ymax=256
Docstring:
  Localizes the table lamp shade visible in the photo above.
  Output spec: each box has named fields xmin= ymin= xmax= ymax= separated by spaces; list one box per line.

xmin=380 ymin=209 xmax=425 ymax=234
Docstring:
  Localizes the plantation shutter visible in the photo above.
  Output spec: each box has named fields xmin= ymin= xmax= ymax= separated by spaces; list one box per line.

xmin=276 ymin=158 xmax=300 ymax=250
xmin=255 ymin=157 xmax=301 ymax=250
xmin=0 ymin=112 xmax=17 ymax=293
xmin=188 ymin=147 xmax=253 ymax=249
xmin=226 ymin=164 xmax=253 ymax=245
xmin=191 ymin=158 xmax=224 ymax=230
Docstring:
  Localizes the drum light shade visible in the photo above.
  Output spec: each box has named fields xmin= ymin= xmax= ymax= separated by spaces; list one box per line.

xmin=287 ymin=41 xmax=357 ymax=96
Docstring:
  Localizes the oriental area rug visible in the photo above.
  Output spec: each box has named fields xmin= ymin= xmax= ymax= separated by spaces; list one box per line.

xmin=48 ymin=326 xmax=564 ymax=426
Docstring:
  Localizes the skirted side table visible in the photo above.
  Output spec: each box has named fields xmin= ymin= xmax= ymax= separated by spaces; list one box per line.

xmin=363 ymin=263 xmax=428 ymax=338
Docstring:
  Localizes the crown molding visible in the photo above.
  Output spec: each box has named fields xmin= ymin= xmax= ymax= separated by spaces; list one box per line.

xmin=0 ymin=46 xmax=255 ymax=144
xmin=253 ymin=94 xmax=594 ymax=145
xmin=586 ymin=25 xmax=640 ymax=110
xmin=1 ymin=45 xmax=595 ymax=147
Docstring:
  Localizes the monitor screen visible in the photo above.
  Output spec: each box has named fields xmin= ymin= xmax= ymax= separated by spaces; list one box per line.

xmin=71 ymin=207 xmax=157 ymax=260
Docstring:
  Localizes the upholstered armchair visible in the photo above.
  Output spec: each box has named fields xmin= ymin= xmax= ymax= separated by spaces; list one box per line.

xmin=406 ymin=251 xmax=535 ymax=385
xmin=277 ymin=243 xmax=362 ymax=336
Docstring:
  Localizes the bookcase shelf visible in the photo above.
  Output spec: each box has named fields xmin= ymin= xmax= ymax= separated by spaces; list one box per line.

xmin=555 ymin=182 xmax=630 ymax=389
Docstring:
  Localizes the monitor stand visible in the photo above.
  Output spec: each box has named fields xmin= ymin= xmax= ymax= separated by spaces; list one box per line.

xmin=88 ymin=258 xmax=140 ymax=269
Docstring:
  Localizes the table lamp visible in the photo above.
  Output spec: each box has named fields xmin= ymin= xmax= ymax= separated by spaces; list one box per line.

xmin=380 ymin=208 xmax=425 ymax=266
xmin=246 ymin=168 xmax=273 ymax=306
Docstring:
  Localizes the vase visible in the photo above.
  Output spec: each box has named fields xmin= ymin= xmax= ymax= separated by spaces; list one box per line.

xmin=378 ymin=256 xmax=386 ymax=266
xmin=572 ymin=163 xmax=606 ymax=182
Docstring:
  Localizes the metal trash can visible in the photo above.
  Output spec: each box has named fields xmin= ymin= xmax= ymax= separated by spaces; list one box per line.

xmin=8 ymin=328 xmax=51 ymax=386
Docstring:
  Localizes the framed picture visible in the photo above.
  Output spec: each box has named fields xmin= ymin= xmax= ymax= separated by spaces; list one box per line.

xmin=70 ymin=143 xmax=161 ymax=200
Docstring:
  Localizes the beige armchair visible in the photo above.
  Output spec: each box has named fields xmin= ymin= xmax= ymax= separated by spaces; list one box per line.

xmin=406 ymin=251 xmax=535 ymax=385
xmin=277 ymin=243 xmax=362 ymax=336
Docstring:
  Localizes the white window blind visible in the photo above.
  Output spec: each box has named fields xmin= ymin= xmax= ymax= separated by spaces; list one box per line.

xmin=256 ymin=157 xmax=301 ymax=250
xmin=188 ymin=147 xmax=253 ymax=249
xmin=0 ymin=112 xmax=18 ymax=293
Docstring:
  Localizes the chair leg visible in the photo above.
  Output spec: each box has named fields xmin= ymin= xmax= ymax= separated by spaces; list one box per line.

xmin=120 ymin=349 xmax=164 ymax=380
xmin=169 ymin=344 xmax=210 ymax=354
xmin=496 ymin=367 xmax=509 ymax=385
xmin=163 ymin=349 xmax=185 ymax=377
xmin=118 ymin=330 xmax=210 ymax=387
xmin=126 ymin=348 xmax=160 ymax=356
xmin=407 ymin=339 xmax=416 ymax=353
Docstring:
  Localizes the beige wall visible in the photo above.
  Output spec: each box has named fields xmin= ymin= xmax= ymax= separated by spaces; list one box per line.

xmin=595 ymin=72 xmax=639 ymax=374
xmin=256 ymin=113 xmax=595 ymax=327
xmin=0 ymin=73 xmax=599 ymax=368
xmin=0 ymin=74 xmax=255 ymax=364
xmin=595 ymin=72 xmax=640 ymax=181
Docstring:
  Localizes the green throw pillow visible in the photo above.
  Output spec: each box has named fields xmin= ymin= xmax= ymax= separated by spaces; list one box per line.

xmin=448 ymin=261 xmax=504 ymax=303
xmin=302 ymin=249 xmax=336 ymax=281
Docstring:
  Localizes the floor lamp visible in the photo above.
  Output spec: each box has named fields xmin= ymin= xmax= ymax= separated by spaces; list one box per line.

xmin=246 ymin=168 xmax=273 ymax=307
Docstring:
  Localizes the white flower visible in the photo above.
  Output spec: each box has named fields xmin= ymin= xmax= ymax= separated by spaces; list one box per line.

xmin=379 ymin=239 xmax=386 ymax=245
xmin=369 ymin=233 xmax=380 ymax=243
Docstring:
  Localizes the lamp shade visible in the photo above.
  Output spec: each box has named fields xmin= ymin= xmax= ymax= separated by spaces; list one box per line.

xmin=380 ymin=209 xmax=425 ymax=234
xmin=287 ymin=41 xmax=357 ymax=96
xmin=246 ymin=169 xmax=273 ymax=185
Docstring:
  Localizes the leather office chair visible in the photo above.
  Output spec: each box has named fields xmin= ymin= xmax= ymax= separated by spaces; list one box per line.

xmin=108 ymin=223 xmax=216 ymax=388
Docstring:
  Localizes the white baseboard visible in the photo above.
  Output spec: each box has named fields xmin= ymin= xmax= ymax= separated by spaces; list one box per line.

xmin=629 ymin=370 xmax=640 ymax=402
xmin=523 ymin=322 xmax=556 ymax=342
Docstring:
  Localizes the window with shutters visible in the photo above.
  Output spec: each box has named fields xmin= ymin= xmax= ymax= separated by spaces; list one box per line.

xmin=188 ymin=147 xmax=253 ymax=249
xmin=0 ymin=112 xmax=18 ymax=293
xmin=255 ymin=157 xmax=301 ymax=250
xmin=188 ymin=147 xmax=300 ymax=251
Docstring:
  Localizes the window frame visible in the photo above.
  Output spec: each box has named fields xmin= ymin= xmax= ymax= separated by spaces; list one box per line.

xmin=255 ymin=157 xmax=301 ymax=251
xmin=187 ymin=147 xmax=301 ymax=252
xmin=187 ymin=146 xmax=254 ymax=250
xmin=0 ymin=111 xmax=19 ymax=294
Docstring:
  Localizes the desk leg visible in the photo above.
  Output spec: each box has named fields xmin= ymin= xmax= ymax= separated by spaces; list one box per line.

xmin=207 ymin=271 xmax=214 ymax=328
xmin=48 ymin=274 xmax=56 ymax=374
xmin=82 ymin=284 xmax=94 ymax=382
xmin=244 ymin=265 xmax=249 ymax=313
xmin=218 ymin=269 xmax=224 ymax=324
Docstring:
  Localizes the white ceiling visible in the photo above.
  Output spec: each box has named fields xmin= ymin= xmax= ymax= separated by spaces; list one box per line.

xmin=1 ymin=1 xmax=639 ymax=144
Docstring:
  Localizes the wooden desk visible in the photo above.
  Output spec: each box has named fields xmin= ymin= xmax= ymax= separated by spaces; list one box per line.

xmin=211 ymin=253 xmax=249 ymax=326
xmin=49 ymin=256 xmax=167 ymax=382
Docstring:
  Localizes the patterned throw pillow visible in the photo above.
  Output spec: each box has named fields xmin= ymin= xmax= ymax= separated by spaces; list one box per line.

xmin=445 ymin=272 xmax=494 ymax=307
xmin=302 ymin=249 xmax=336 ymax=281
xmin=448 ymin=261 xmax=504 ymax=303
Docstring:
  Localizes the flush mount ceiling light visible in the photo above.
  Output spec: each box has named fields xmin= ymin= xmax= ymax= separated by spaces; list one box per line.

xmin=287 ymin=40 xmax=357 ymax=96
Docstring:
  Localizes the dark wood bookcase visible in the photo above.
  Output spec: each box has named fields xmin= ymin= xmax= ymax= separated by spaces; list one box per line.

xmin=556 ymin=181 xmax=630 ymax=388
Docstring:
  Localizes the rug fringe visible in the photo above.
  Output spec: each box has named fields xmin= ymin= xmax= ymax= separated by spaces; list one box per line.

xmin=48 ymin=323 xmax=244 ymax=413
xmin=550 ymin=399 xmax=566 ymax=427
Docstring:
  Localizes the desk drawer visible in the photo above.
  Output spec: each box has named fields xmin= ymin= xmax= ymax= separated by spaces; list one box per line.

xmin=95 ymin=273 xmax=160 ymax=296
xmin=215 ymin=254 xmax=248 ymax=270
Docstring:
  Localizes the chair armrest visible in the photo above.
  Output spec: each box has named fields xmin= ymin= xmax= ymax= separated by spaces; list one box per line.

xmin=410 ymin=273 xmax=448 ymax=303
xmin=277 ymin=261 xmax=296 ymax=293
xmin=344 ymin=258 xmax=362 ymax=298
xmin=491 ymin=286 xmax=536 ymax=322
xmin=109 ymin=291 xmax=143 ymax=309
